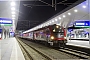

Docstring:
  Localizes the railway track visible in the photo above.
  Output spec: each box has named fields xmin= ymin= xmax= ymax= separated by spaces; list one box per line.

xmin=17 ymin=38 xmax=52 ymax=60
xmin=17 ymin=37 xmax=90 ymax=59
xmin=25 ymin=38 xmax=90 ymax=59
xmin=58 ymin=47 xmax=90 ymax=59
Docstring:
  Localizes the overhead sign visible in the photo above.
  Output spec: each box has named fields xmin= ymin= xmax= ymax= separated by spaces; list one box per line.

xmin=0 ymin=18 xmax=12 ymax=26
xmin=74 ymin=20 xmax=90 ymax=28
xmin=0 ymin=20 xmax=12 ymax=24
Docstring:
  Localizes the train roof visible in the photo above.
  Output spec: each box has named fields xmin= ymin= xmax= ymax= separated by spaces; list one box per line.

xmin=23 ymin=24 xmax=62 ymax=33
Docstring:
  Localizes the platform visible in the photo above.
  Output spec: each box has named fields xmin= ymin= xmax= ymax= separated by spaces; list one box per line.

xmin=0 ymin=37 xmax=25 ymax=60
xmin=67 ymin=39 xmax=90 ymax=49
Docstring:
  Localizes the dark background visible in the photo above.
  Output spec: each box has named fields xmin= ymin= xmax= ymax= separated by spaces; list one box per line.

xmin=17 ymin=0 xmax=84 ymax=30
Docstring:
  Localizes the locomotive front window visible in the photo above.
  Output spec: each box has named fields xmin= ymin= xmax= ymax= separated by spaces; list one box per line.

xmin=53 ymin=27 xmax=64 ymax=33
xmin=52 ymin=27 xmax=64 ymax=38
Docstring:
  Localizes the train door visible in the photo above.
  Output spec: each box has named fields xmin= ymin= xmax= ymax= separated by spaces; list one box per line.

xmin=45 ymin=28 xmax=51 ymax=42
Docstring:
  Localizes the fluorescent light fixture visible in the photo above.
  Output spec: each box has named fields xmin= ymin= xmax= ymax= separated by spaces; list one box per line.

xmin=74 ymin=9 xmax=78 ymax=12
xmin=41 ymin=25 xmax=42 ymax=28
xmin=12 ymin=11 xmax=15 ymax=14
xmin=12 ymin=18 xmax=15 ymax=19
xmin=11 ymin=7 xmax=15 ymax=10
xmin=41 ymin=25 xmax=43 ymax=27
xmin=39 ymin=26 xmax=41 ymax=28
xmin=59 ymin=17 xmax=61 ymax=19
xmin=68 ymin=13 xmax=71 ymax=15
xmin=55 ymin=19 xmax=57 ymax=21
xmin=12 ymin=15 xmax=15 ymax=17
xmin=11 ymin=2 xmax=15 ymax=6
xmin=82 ymin=5 xmax=86 ymax=8
xmin=63 ymin=15 xmax=66 ymax=18
xmin=12 ymin=19 xmax=14 ymax=20
xmin=52 ymin=20 xmax=54 ymax=22
xmin=44 ymin=25 xmax=46 ymax=26
xmin=42 ymin=24 xmax=44 ymax=26
xmin=49 ymin=21 xmax=51 ymax=24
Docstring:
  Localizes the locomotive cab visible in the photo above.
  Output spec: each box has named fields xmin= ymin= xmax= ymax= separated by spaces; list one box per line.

xmin=49 ymin=24 xmax=67 ymax=47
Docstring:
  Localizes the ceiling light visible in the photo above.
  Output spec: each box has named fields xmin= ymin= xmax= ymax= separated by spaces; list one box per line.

xmin=43 ymin=24 xmax=45 ymax=26
xmin=82 ymin=5 xmax=86 ymax=8
xmin=50 ymin=21 xmax=51 ymax=23
xmin=12 ymin=18 xmax=15 ymax=19
xmin=12 ymin=15 xmax=15 ymax=17
xmin=12 ymin=11 xmax=15 ymax=14
xmin=63 ymin=15 xmax=66 ymax=18
xmin=74 ymin=9 xmax=78 ymax=12
xmin=55 ymin=19 xmax=57 ymax=21
xmin=11 ymin=2 xmax=15 ymax=6
xmin=59 ymin=17 xmax=61 ymax=19
xmin=39 ymin=26 xmax=41 ymax=28
xmin=12 ymin=19 xmax=15 ymax=20
xmin=52 ymin=20 xmax=54 ymax=22
xmin=68 ymin=13 xmax=71 ymax=15
xmin=11 ymin=7 xmax=15 ymax=10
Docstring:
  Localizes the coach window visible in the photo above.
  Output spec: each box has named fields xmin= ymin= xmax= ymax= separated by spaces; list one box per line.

xmin=46 ymin=28 xmax=50 ymax=35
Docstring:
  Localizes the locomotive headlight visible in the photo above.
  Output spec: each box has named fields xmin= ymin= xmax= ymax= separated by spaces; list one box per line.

xmin=56 ymin=25 xmax=59 ymax=28
xmin=64 ymin=37 xmax=66 ymax=39
xmin=51 ymin=36 xmax=54 ymax=39
xmin=53 ymin=29 xmax=55 ymax=32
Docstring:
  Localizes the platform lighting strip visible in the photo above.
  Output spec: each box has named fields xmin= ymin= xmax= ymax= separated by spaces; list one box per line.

xmin=10 ymin=1 xmax=16 ymax=32
xmin=11 ymin=1 xmax=16 ymax=20
xmin=23 ymin=1 xmax=87 ymax=33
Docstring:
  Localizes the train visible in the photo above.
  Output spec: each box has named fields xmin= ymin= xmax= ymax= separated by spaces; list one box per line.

xmin=20 ymin=24 xmax=67 ymax=47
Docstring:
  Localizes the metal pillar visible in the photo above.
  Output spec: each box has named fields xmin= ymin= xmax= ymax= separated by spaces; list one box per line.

xmin=0 ymin=26 xmax=5 ymax=39
xmin=88 ymin=0 xmax=90 ymax=44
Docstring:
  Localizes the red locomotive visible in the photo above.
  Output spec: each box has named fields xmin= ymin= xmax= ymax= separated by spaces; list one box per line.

xmin=22 ymin=24 xmax=67 ymax=47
